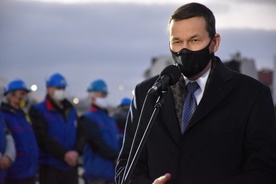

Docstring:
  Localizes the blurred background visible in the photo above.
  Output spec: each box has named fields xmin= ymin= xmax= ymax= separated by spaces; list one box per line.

xmin=0 ymin=0 xmax=276 ymax=110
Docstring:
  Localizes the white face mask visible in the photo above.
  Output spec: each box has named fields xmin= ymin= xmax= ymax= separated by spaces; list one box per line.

xmin=95 ymin=97 xmax=108 ymax=109
xmin=53 ymin=89 xmax=65 ymax=101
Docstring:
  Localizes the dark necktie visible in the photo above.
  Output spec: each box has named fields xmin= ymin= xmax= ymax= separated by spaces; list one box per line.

xmin=181 ymin=82 xmax=199 ymax=133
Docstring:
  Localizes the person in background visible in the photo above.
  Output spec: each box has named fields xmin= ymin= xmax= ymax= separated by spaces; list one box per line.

xmin=0 ymin=110 xmax=16 ymax=184
xmin=1 ymin=79 xmax=38 ymax=184
xmin=115 ymin=2 xmax=276 ymax=184
xmin=29 ymin=73 xmax=86 ymax=184
xmin=79 ymin=79 xmax=119 ymax=184
xmin=112 ymin=97 xmax=131 ymax=148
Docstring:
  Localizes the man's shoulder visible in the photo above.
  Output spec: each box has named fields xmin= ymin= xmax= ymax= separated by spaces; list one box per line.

xmin=82 ymin=110 xmax=98 ymax=120
xmin=35 ymin=101 xmax=45 ymax=107
xmin=214 ymin=57 xmax=266 ymax=90
xmin=230 ymin=69 xmax=267 ymax=90
xmin=136 ymin=75 xmax=159 ymax=91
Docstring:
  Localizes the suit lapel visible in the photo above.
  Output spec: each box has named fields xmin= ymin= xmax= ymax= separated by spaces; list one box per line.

xmin=185 ymin=59 xmax=236 ymax=132
xmin=161 ymin=89 xmax=182 ymax=146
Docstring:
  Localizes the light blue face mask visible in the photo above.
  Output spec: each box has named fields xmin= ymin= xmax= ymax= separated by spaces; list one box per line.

xmin=95 ymin=97 xmax=108 ymax=109
xmin=53 ymin=89 xmax=65 ymax=101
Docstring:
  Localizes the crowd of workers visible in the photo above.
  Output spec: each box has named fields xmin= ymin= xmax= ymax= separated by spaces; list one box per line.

xmin=0 ymin=73 xmax=131 ymax=184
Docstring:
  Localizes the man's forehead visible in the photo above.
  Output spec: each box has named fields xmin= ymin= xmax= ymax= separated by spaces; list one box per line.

xmin=169 ymin=19 xmax=208 ymax=38
xmin=169 ymin=17 xmax=206 ymax=30
xmin=47 ymin=86 xmax=65 ymax=90
xmin=16 ymin=89 xmax=28 ymax=95
xmin=171 ymin=33 xmax=201 ymax=40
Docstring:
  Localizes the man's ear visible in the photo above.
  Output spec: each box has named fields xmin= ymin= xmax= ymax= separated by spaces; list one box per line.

xmin=211 ymin=33 xmax=221 ymax=53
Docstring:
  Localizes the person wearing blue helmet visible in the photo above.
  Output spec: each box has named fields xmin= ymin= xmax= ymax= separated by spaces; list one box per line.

xmin=0 ymin=79 xmax=38 ymax=184
xmin=0 ymin=110 xmax=16 ymax=184
xmin=112 ymin=97 xmax=131 ymax=148
xmin=80 ymin=79 xmax=120 ymax=184
xmin=29 ymin=73 xmax=86 ymax=184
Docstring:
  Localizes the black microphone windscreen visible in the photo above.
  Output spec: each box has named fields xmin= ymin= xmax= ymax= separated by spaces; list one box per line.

xmin=160 ymin=65 xmax=181 ymax=85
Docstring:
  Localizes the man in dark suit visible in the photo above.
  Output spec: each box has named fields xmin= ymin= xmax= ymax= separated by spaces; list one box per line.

xmin=115 ymin=2 xmax=276 ymax=184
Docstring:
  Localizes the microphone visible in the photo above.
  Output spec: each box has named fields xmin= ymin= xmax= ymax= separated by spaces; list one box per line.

xmin=148 ymin=65 xmax=181 ymax=94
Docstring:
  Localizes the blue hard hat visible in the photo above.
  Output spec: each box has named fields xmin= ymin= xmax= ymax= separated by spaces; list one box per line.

xmin=4 ymin=79 xmax=30 ymax=96
xmin=46 ymin=73 xmax=67 ymax=88
xmin=120 ymin=97 xmax=131 ymax=106
xmin=87 ymin=79 xmax=108 ymax=94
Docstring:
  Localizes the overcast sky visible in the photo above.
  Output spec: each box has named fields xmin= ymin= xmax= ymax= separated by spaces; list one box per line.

xmin=0 ymin=0 xmax=275 ymax=105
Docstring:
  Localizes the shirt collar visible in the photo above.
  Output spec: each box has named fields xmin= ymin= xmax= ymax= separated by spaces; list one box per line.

xmin=184 ymin=68 xmax=211 ymax=91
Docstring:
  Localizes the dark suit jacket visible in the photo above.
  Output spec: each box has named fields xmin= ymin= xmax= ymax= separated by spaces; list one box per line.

xmin=115 ymin=58 xmax=276 ymax=184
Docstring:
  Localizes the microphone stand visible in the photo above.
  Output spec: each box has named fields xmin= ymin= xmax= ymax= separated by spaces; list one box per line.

xmin=121 ymin=89 xmax=168 ymax=184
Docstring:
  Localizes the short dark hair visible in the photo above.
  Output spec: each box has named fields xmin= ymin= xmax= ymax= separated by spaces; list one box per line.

xmin=168 ymin=2 xmax=216 ymax=38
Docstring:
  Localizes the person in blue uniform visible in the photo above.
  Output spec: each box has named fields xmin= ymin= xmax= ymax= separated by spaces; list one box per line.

xmin=0 ymin=110 xmax=16 ymax=184
xmin=1 ymin=79 xmax=38 ymax=184
xmin=80 ymin=79 xmax=120 ymax=184
xmin=29 ymin=73 xmax=86 ymax=184
xmin=112 ymin=97 xmax=131 ymax=148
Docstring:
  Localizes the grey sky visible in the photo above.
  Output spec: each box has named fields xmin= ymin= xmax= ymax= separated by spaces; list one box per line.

xmin=0 ymin=0 xmax=275 ymax=105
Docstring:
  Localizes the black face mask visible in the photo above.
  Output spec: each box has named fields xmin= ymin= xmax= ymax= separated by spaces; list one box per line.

xmin=170 ymin=40 xmax=213 ymax=78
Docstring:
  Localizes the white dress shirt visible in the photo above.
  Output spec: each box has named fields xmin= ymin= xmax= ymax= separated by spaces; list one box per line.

xmin=184 ymin=68 xmax=211 ymax=105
